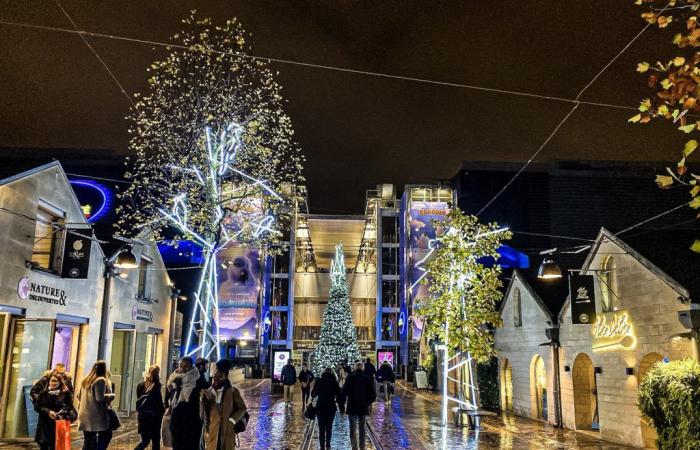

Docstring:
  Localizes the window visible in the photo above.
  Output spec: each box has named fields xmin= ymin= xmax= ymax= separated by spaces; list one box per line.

xmin=137 ymin=257 xmax=151 ymax=299
xmin=382 ymin=247 xmax=398 ymax=275
xmin=32 ymin=207 xmax=62 ymax=270
xmin=513 ymin=288 xmax=522 ymax=327
xmin=599 ymin=256 xmax=617 ymax=312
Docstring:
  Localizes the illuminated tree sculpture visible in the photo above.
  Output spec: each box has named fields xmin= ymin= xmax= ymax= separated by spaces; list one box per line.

xmin=415 ymin=208 xmax=510 ymax=425
xmin=117 ymin=14 xmax=304 ymax=359
xmin=313 ymin=244 xmax=361 ymax=375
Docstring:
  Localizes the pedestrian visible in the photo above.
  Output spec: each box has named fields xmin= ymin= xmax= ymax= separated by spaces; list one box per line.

xmin=78 ymin=360 xmax=115 ymax=450
xmin=31 ymin=363 xmax=74 ymax=404
xmin=200 ymin=359 xmax=248 ymax=450
xmin=166 ymin=356 xmax=204 ymax=450
xmin=335 ymin=363 xmax=346 ymax=386
xmin=363 ymin=358 xmax=377 ymax=394
xmin=281 ymin=359 xmax=297 ymax=405
xmin=298 ymin=363 xmax=314 ymax=406
xmin=311 ymin=368 xmax=343 ymax=450
xmin=376 ymin=361 xmax=396 ymax=405
xmin=195 ymin=357 xmax=211 ymax=389
xmin=134 ymin=365 xmax=165 ymax=450
xmin=34 ymin=373 xmax=76 ymax=450
xmin=341 ymin=362 xmax=376 ymax=450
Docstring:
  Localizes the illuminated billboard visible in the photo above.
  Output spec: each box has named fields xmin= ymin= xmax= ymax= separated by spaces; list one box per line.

xmin=216 ymin=245 xmax=262 ymax=340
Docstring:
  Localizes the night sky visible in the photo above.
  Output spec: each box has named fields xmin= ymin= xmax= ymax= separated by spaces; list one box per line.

xmin=0 ymin=1 xmax=689 ymax=213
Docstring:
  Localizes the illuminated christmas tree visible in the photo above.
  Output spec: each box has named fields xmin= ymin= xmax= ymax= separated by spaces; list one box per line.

xmin=313 ymin=244 xmax=361 ymax=375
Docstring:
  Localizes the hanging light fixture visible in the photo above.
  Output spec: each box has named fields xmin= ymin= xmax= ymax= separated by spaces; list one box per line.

xmin=537 ymin=257 xmax=562 ymax=280
xmin=114 ymin=245 xmax=138 ymax=269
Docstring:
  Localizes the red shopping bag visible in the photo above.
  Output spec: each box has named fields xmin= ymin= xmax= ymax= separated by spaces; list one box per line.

xmin=55 ymin=419 xmax=71 ymax=450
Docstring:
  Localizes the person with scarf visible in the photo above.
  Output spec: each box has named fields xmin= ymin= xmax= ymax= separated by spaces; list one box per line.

xmin=78 ymin=361 xmax=115 ymax=450
xmin=135 ymin=365 xmax=165 ymax=450
xmin=165 ymin=357 xmax=204 ymax=450
xmin=34 ymin=373 xmax=75 ymax=450
xmin=200 ymin=359 xmax=248 ymax=450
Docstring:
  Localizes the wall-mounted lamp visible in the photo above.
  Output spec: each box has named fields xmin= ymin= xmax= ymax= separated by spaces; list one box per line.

xmin=537 ymin=257 xmax=562 ymax=280
xmin=564 ymin=365 xmax=571 ymax=372
xmin=594 ymin=367 xmax=602 ymax=374
xmin=625 ymin=367 xmax=634 ymax=376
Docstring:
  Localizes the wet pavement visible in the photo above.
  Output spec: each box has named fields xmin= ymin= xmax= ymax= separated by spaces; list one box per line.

xmin=1 ymin=378 xmax=637 ymax=449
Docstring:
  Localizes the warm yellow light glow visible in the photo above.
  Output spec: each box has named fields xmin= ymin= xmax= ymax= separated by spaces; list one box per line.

xmin=592 ymin=311 xmax=636 ymax=351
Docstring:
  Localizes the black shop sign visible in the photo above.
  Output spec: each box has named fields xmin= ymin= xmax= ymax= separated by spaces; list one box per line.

xmin=61 ymin=230 xmax=92 ymax=279
xmin=569 ymin=274 xmax=596 ymax=325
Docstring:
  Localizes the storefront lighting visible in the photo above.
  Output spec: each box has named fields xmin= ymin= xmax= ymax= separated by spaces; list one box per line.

xmin=118 ymin=272 xmax=129 ymax=279
xmin=537 ymin=258 xmax=562 ymax=280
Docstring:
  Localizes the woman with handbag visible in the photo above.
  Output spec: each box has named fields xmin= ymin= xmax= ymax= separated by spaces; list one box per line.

xmin=200 ymin=359 xmax=248 ymax=450
xmin=34 ymin=373 xmax=76 ymax=450
xmin=310 ymin=368 xmax=343 ymax=450
xmin=78 ymin=360 xmax=116 ymax=450
xmin=135 ymin=365 xmax=165 ymax=450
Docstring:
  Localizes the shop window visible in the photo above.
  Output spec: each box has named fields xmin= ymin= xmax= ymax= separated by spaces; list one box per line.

xmin=382 ymin=216 xmax=398 ymax=243
xmin=513 ymin=288 xmax=522 ymax=327
xmin=32 ymin=207 xmax=63 ymax=271
xmin=274 ymin=247 xmax=290 ymax=273
xmin=51 ymin=323 xmax=81 ymax=377
xmin=599 ymin=256 xmax=618 ymax=312
xmin=137 ymin=257 xmax=151 ymax=300
xmin=382 ymin=280 xmax=398 ymax=307
xmin=382 ymin=247 xmax=398 ymax=275
xmin=272 ymin=278 xmax=289 ymax=306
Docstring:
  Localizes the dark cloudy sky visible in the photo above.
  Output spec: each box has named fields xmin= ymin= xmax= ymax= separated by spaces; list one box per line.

xmin=0 ymin=1 xmax=688 ymax=213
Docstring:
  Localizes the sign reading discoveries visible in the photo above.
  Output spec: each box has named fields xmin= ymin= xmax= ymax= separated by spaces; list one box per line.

xmin=569 ymin=274 xmax=596 ymax=325
xmin=61 ymin=231 xmax=92 ymax=279
xmin=131 ymin=305 xmax=153 ymax=322
xmin=17 ymin=277 xmax=67 ymax=306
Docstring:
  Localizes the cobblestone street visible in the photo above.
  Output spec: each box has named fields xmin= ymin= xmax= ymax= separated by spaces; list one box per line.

xmin=0 ymin=379 xmax=638 ymax=449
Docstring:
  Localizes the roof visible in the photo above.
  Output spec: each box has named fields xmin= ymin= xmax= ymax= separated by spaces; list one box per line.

xmin=501 ymin=269 xmax=554 ymax=320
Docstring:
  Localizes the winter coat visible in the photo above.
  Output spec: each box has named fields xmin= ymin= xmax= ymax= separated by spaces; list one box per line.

xmin=311 ymin=372 xmax=343 ymax=415
xmin=136 ymin=381 xmax=165 ymax=433
xmin=298 ymin=369 xmax=314 ymax=387
xmin=377 ymin=364 xmax=396 ymax=383
xmin=34 ymin=389 xmax=74 ymax=445
xmin=77 ymin=377 xmax=114 ymax=432
xmin=363 ymin=361 xmax=377 ymax=380
xmin=31 ymin=373 xmax=74 ymax=404
xmin=200 ymin=381 xmax=247 ymax=450
xmin=168 ymin=380 xmax=203 ymax=450
xmin=281 ymin=364 xmax=297 ymax=386
xmin=341 ymin=370 xmax=376 ymax=416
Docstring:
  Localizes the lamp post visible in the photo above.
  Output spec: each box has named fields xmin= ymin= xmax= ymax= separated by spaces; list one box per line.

xmin=541 ymin=324 xmax=563 ymax=428
xmin=97 ymin=245 xmax=138 ymax=360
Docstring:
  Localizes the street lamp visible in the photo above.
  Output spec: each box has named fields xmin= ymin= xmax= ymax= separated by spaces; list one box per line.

xmin=537 ymin=258 xmax=562 ymax=280
xmin=113 ymin=245 xmax=138 ymax=269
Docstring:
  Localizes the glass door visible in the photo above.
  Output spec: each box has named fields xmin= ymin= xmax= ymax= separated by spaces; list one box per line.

xmin=1 ymin=319 xmax=55 ymax=438
xmin=110 ymin=330 xmax=135 ymax=415
xmin=130 ymin=333 xmax=152 ymax=412
xmin=51 ymin=323 xmax=81 ymax=378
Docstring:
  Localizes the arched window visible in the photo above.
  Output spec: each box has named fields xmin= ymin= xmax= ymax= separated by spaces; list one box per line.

xmin=599 ymin=256 xmax=618 ymax=312
xmin=513 ymin=288 xmax=522 ymax=327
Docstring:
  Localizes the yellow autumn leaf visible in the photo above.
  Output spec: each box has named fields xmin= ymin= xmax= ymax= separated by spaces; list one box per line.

xmin=639 ymin=99 xmax=652 ymax=112
xmin=658 ymin=15 xmax=673 ymax=28
xmin=661 ymin=78 xmax=673 ymax=89
xmin=629 ymin=114 xmax=642 ymax=123
xmin=690 ymin=185 xmax=700 ymax=197
xmin=691 ymin=240 xmax=700 ymax=253
xmin=656 ymin=175 xmax=674 ymax=187
xmin=679 ymin=123 xmax=696 ymax=133
xmin=658 ymin=104 xmax=670 ymax=116
xmin=673 ymin=33 xmax=682 ymax=45
xmin=684 ymin=139 xmax=698 ymax=157
xmin=689 ymin=196 xmax=700 ymax=209
xmin=637 ymin=62 xmax=650 ymax=73
xmin=673 ymin=56 xmax=686 ymax=66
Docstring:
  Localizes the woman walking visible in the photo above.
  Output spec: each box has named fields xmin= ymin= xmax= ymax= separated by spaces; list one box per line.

xmin=201 ymin=359 xmax=248 ymax=450
xmin=78 ymin=361 xmax=115 ymax=450
xmin=376 ymin=361 xmax=395 ymax=405
xmin=135 ymin=365 xmax=165 ymax=450
xmin=311 ymin=368 xmax=343 ymax=450
xmin=34 ymin=373 xmax=75 ymax=450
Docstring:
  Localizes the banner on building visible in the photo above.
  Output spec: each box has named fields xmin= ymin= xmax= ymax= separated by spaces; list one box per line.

xmin=569 ymin=273 xmax=596 ymax=325
xmin=61 ymin=230 xmax=92 ymax=279
xmin=217 ymin=246 xmax=261 ymax=340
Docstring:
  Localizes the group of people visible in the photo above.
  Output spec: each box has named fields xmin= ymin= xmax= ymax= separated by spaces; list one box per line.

xmin=30 ymin=356 xmax=248 ymax=450
xmin=280 ymin=357 xmax=396 ymax=450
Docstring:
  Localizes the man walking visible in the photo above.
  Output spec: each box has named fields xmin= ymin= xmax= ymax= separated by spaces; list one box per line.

xmin=281 ymin=359 xmax=297 ymax=405
xmin=363 ymin=357 xmax=377 ymax=394
xmin=376 ymin=361 xmax=396 ymax=405
xmin=195 ymin=357 xmax=211 ymax=390
xmin=298 ymin=363 xmax=314 ymax=406
xmin=342 ymin=362 xmax=376 ymax=450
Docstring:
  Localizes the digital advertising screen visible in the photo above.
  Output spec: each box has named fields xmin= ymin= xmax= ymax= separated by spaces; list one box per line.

xmin=217 ymin=245 xmax=262 ymax=340
xmin=272 ymin=350 xmax=291 ymax=381
xmin=377 ymin=350 xmax=395 ymax=368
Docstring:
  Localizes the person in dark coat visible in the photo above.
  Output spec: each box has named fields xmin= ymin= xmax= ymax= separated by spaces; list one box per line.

xmin=31 ymin=363 xmax=74 ymax=404
xmin=135 ymin=365 xmax=165 ymax=450
xmin=363 ymin=358 xmax=377 ymax=395
xmin=34 ymin=373 xmax=74 ymax=450
xmin=376 ymin=361 xmax=396 ymax=404
xmin=280 ymin=360 xmax=297 ymax=405
xmin=341 ymin=362 xmax=376 ymax=450
xmin=298 ymin=363 xmax=314 ymax=406
xmin=311 ymin=368 xmax=343 ymax=450
xmin=195 ymin=357 xmax=211 ymax=390
xmin=166 ymin=357 xmax=203 ymax=450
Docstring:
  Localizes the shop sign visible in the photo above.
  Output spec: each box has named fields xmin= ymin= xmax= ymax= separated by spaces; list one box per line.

xmin=131 ymin=305 xmax=153 ymax=322
xmin=60 ymin=231 xmax=92 ymax=279
xmin=569 ymin=274 xmax=596 ymax=324
xmin=17 ymin=276 xmax=67 ymax=306
xmin=592 ymin=311 xmax=636 ymax=351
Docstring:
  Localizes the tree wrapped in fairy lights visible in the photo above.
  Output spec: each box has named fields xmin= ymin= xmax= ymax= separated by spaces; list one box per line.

xmin=313 ymin=244 xmax=361 ymax=375
xmin=117 ymin=13 xmax=305 ymax=360
xmin=415 ymin=208 xmax=510 ymax=424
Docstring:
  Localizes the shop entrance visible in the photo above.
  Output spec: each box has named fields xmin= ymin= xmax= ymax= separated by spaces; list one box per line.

xmin=501 ymin=358 xmax=513 ymax=412
xmin=638 ymin=353 xmax=663 ymax=448
xmin=531 ymin=355 xmax=547 ymax=420
xmin=110 ymin=328 xmax=159 ymax=416
xmin=572 ymin=353 xmax=597 ymax=431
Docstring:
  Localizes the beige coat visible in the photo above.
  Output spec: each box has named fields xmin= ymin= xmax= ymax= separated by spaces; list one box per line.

xmin=200 ymin=384 xmax=247 ymax=450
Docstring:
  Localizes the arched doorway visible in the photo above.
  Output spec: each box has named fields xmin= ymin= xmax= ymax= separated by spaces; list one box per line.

xmin=531 ymin=355 xmax=547 ymax=420
xmin=501 ymin=359 xmax=513 ymax=412
xmin=572 ymin=353 xmax=597 ymax=430
xmin=638 ymin=353 xmax=663 ymax=448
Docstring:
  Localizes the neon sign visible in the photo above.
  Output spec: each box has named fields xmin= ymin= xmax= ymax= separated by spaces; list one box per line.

xmin=69 ymin=179 xmax=112 ymax=222
xmin=592 ymin=311 xmax=636 ymax=351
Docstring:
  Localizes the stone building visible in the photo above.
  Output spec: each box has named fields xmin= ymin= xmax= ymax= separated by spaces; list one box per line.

xmin=495 ymin=227 xmax=700 ymax=448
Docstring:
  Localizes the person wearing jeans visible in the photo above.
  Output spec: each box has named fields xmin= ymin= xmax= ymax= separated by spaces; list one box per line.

xmin=376 ymin=361 xmax=396 ymax=405
xmin=281 ymin=360 xmax=297 ymax=405
xmin=341 ymin=362 xmax=376 ymax=450
xmin=77 ymin=361 xmax=115 ymax=450
xmin=311 ymin=368 xmax=343 ymax=450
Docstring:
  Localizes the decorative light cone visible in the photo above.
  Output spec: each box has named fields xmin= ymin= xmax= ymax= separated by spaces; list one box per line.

xmin=537 ymin=258 xmax=562 ymax=280
xmin=114 ymin=246 xmax=138 ymax=269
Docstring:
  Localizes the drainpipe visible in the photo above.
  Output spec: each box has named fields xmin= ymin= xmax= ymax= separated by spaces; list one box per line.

xmin=97 ymin=261 xmax=115 ymax=361
xmin=167 ymin=286 xmax=180 ymax=376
